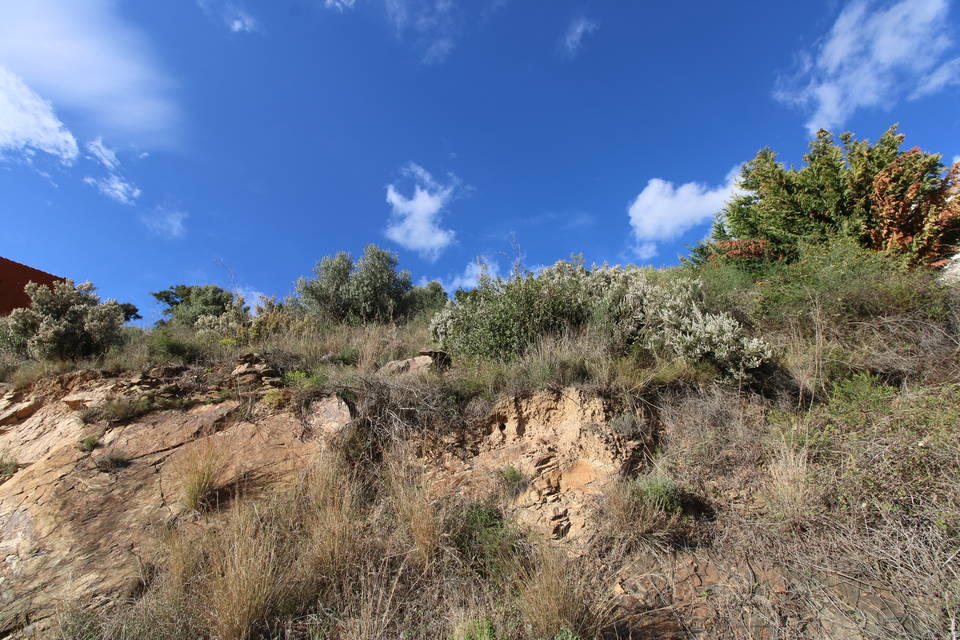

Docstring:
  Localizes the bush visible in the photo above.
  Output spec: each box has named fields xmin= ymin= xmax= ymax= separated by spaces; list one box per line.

xmin=431 ymin=260 xmax=770 ymax=379
xmin=0 ymin=280 xmax=125 ymax=361
xmin=296 ymin=244 xmax=446 ymax=322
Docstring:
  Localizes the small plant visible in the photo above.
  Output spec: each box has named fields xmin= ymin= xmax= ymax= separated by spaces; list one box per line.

xmin=79 ymin=395 xmax=188 ymax=425
xmin=497 ymin=465 xmax=528 ymax=500
xmin=449 ymin=502 xmax=522 ymax=581
xmin=0 ymin=452 xmax=17 ymax=477
xmin=449 ymin=617 xmax=498 ymax=640
xmin=77 ymin=435 xmax=99 ymax=453
xmin=93 ymin=449 xmax=130 ymax=472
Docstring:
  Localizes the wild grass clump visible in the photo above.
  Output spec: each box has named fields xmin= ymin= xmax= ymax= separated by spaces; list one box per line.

xmin=179 ymin=442 xmax=226 ymax=512
xmin=513 ymin=546 xmax=614 ymax=640
xmin=79 ymin=395 xmax=188 ymax=426
xmin=496 ymin=465 xmax=528 ymax=500
xmin=597 ymin=471 xmax=686 ymax=550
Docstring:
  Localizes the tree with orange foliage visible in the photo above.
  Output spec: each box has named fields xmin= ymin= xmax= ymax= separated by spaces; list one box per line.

xmin=697 ymin=125 xmax=960 ymax=267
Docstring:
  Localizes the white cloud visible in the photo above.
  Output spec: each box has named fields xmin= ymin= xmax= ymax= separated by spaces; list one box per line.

xmin=627 ymin=166 xmax=740 ymax=256
xmin=197 ymin=1 xmax=258 ymax=32
xmin=83 ymin=174 xmax=141 ymax=205
xmin=953 ymin=155 xmax=960 ymax=165
xmin=561 ymin=17 xmax=598 ymax=58
xmin=436 ymin=257 xmax=500 ymax=292
xmin=234 ymin=286 xmax=269 ymax=309
xmin=86 ymin=136 xmax=118 ymax=170
xmin=385 ymin=163 xmax=459 ymax=261
xmin=142 ymin=208 xmax=187 ymax=238
xmin=0 ymin=0 xmax=178 ymax=145
xmin=776 ymin=0 xmax=960 ymax=134
xmin=0 ymin=66 xmax=78 ymax=162
xmin=385 ymin=0 xmax=458 ymax=64
xmin=324 ymin=0 xmax=357 ymax=11
xmin=229 ymin=12 xmax=258 ymax=33
xmin=634 ymin=242 xmax=658 ymax=261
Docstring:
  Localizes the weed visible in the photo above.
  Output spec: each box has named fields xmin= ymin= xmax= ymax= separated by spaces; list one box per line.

xmin=77 ymin=435 xmax=100 ymax=453
xmin=0 ymin=452 xmax=17 ymax=477
xmin=496 ymin=465 xmax=528 ymax=500
xmin=93 ymin=449 xmax=130 ymax=472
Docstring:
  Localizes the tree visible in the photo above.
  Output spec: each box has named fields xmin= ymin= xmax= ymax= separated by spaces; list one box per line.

xmin=151 ymin=284 xmax=238 ymax=326
xmin=709 ymin=125 xmax=960 ymax=265
xmin=296 ymin=244 xmax=446 ymax=322
xmin=0 ymin=280 xmax=125 ymax=360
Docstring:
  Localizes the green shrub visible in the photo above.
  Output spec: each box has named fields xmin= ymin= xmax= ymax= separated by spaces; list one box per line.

xmin=151 ymin=284 xmax=238 ymax=327
xmin=0 ymin=280 xmax=125 ymax=361
xmin=449 ymin=502 xmax=521 ymax=581
xmin=497 ymin=465 xmax=528 ymax=499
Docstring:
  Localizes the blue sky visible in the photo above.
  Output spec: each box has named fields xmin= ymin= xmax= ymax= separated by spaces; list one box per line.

xmin=2 ymin=0 xmax=960 ymax=323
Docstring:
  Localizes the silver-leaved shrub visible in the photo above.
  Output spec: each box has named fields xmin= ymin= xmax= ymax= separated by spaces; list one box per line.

xmin=430 ymin=260 xmax=771 ymax=379
xmin=0 ymin=280 xmax=125 ymax=361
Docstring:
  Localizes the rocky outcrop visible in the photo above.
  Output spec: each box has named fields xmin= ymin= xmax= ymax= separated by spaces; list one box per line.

xmin=432 ymin=387 xmax=649 ymax=545
xmin=0 ymin=360 xmax=351 ymax=636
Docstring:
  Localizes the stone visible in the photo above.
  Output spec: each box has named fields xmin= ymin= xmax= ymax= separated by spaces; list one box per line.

xmin=378 ymin=355 xmax=435 ymax=377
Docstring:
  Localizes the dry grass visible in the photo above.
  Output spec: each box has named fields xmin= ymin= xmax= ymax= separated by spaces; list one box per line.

xmin=514 ymin=546 xmax=616 ymax=639
xmin=179 ymin=441 xmax=226 ymax=511
xmin=384 ymin=449 xmax=445 ymax=566
xmin=763 ymin=443 xmax=818 ymax=524
xmin=598 ymin=474 xmax=682 ymax=552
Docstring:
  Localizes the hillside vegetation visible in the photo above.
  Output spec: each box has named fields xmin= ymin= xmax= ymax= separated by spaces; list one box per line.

xmin=1 ymin=126 xmax=959 ymax=639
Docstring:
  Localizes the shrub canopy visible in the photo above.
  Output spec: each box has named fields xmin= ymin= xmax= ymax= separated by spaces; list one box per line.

xmin=430 ymin=260 xmax=770 ymax=378
xmin=0 ymin=280 xmax=125 ymax=361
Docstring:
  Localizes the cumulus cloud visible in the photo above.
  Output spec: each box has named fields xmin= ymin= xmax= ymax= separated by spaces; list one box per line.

xmin=385 ymin=163 xmax=459 ymax=261
xmin=0 ymin=0 xmax=178 ymax=145
xmin=83 ymin=174 xmax=142 ymax=205
xmin=627 ymin=166 xmax=741 ymax=258
xmin=142 ymin=208 xmax=187 ymax=238
xmin=776 ymin=0 xmax=960 ymax=134
xmin=561 ymin=17 xmax=598 ymax=58
xmin=953 ymin=155 xmax=960 ymax=165
xmin=0 ymin=66 xmax=78 ymax=162
xmin=385 ymin=0 xmax=459 ymax=64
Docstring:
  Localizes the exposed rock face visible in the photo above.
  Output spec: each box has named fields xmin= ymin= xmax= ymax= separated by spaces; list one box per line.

xmin=432 ymin=388 xmax=648 ymax=545
xmin=0 ymin=362 xmax=351 ymax=636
